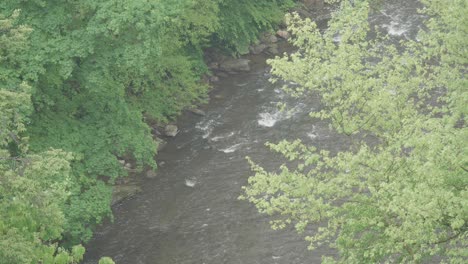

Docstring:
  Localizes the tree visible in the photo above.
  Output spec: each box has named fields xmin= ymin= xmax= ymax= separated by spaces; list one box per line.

xmin=0 ymin=11 xmax=85 ymax=264
xmin=242 ymin=0 xmax=467 ymax=263
xmin=98 ymin=257 xmax=116 ymax=264
xmin=0 ymin=0 xmax=300 ymax=245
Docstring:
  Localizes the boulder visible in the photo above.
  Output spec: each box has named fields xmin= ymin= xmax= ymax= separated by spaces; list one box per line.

xmin=269 ymin=35 xmax=278 ymax=43
xmin=276 ymin=30 xmax=290 ymax=40
xmin=249 ymin=43 xmax=267 ymax=55
xmin=146 ymin=170 xmax=157 ymax=179
xmin=219 ymin=58 xmax=251 ymax=72
xmin=261 ymin=33 xmax=278 ymax=44
xmin=164 ymin=124 xmax=179 ymax=137
xmin=189 ymin=108 xmax=206 ymax=116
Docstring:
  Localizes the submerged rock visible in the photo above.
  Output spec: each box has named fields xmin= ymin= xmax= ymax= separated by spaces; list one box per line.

xmin=209 ymin=75 xmax=220 ymax=82
xmin=145 ymin=170 xmax=157 ymax=179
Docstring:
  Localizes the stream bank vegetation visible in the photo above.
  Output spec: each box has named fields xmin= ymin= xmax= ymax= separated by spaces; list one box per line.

xmin=0 ymin=0 xmax=298 ymax=262
xmin=242 ymin=0 xmax=467 ymax=263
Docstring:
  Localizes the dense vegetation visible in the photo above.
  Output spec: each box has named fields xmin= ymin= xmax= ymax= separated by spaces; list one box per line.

xmin=0 ymin=0 xmax=296 ymax=262
xmin=242 ymin=0 xmax=467 ymax=263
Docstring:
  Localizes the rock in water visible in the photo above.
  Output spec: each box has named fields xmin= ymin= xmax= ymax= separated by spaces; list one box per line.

xmin=268 ymin=46 xmax=280 ymax=55
xmin=164 ymin=124 xmax=179 ymax=137
xmin=185 ymin=178 xmax=196 ymax=187
xmin=209 ymin=75 xmax=219 ymax=82
xmin=267 ymin=43 xmax=280 ymax=55
xmin=189 ymin=108 xmax=206 ymax=116
xmin=219 ymin=58 xmax=251 ymax=72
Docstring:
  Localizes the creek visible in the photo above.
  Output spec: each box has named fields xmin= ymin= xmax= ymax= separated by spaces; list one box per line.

xmin=84 ymin=1 xmax=424 ymax=263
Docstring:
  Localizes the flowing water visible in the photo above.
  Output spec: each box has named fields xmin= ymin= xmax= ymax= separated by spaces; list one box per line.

xmin=84 ymin=1 xmax=424 ymax=263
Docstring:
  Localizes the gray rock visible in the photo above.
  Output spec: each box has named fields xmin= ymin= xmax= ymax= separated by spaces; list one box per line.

xmin=219 ymin=58 xmax=251 ymax=72
xmin=118 ymin=159 xmax=126 ymax=165
xmin=263 ymin=35 xmax=278 ymax=43
xmin=146 ymin=170 xmax=157 ymax=179
xmin=249 ymin=43 xmax=267 ymax=54
xmin=164 ymin=124 xmax=179 ymax=137
xmin=276 ymin=30 xmax=290 ymax=40
xmin=189 ymin=108 xmax=206 ymax=116
xmin=267 ymin=35 xmax=278 ymax=43
xmin=261 ymin=33 xmax=278 ymax=44
xmin=209 ymin=75 xmax=219 ymax=82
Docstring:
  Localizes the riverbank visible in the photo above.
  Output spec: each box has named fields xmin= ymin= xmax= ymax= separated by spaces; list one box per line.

xmin=110 ymin=0 xmax=333 ymax=206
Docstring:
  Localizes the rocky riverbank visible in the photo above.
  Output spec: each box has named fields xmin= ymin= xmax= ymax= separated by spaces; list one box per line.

xmin=111 ymin=0 xmax=332 ymax=206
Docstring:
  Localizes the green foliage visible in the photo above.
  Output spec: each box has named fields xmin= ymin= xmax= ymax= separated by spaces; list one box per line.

xmin=242 ymin=0 xmax=467 ymax=263
xmin=63 ymin=181 xmax=113 ymax=245
xmin=98 ymin=257 xmax=116 ymax=264
xmin=1 ymin=0 xmax=296 ymax=262
xmin=214 ymin=0 xmax=296 ymax=54
xmin=0 ymin=11 xmax=86 ymax=264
